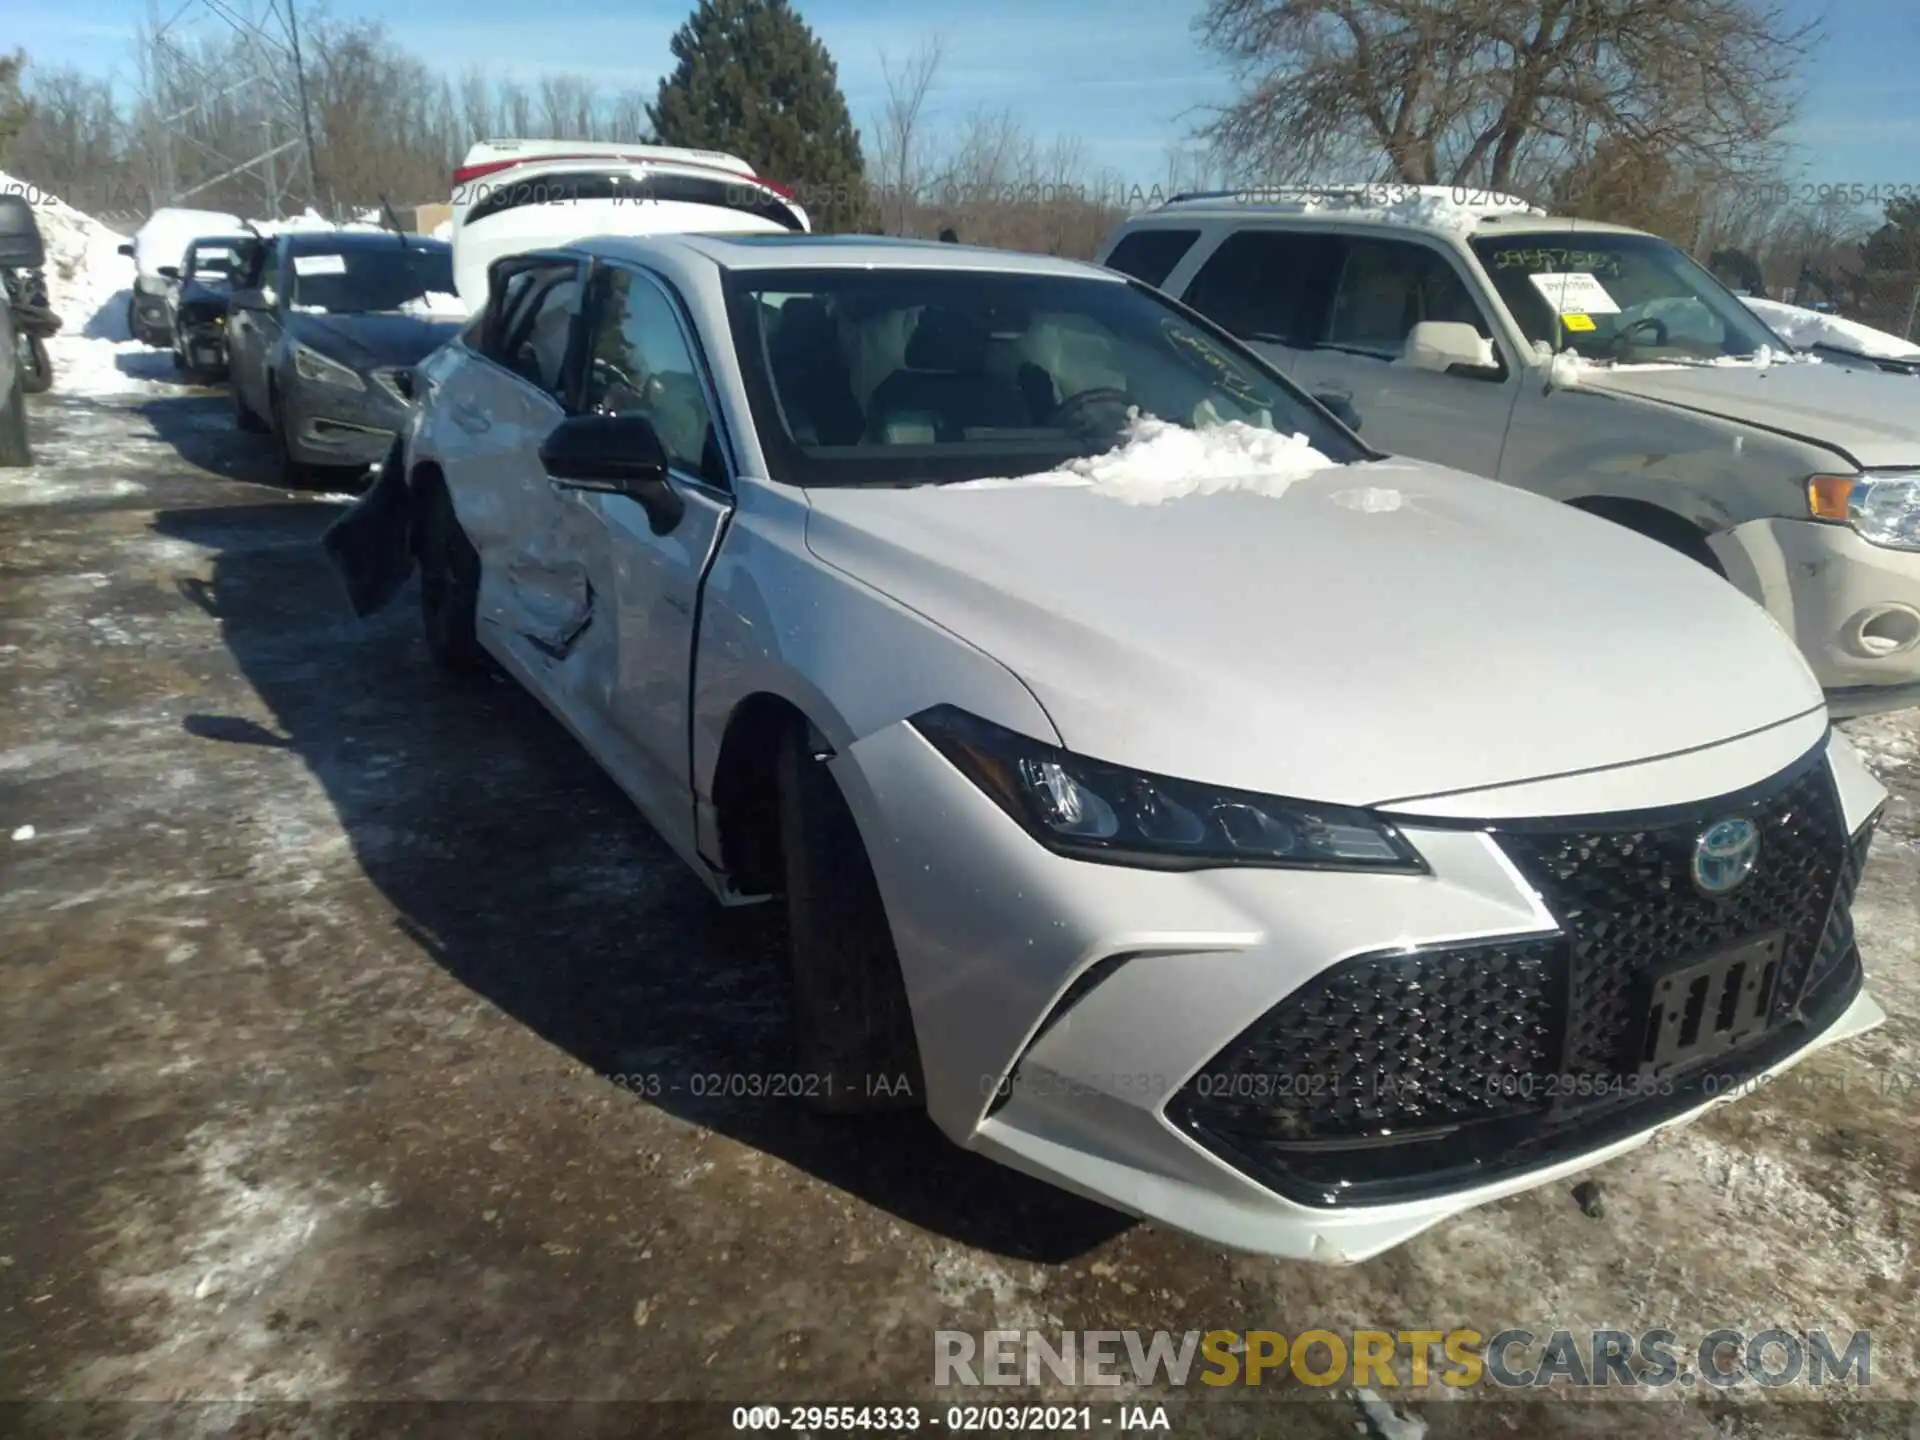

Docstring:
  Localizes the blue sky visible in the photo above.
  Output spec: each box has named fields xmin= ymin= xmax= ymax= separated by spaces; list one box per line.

xmin=11 ymin=0 xmax=1918 ymax=197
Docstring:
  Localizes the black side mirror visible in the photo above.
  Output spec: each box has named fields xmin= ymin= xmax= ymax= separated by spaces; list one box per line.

xmin=157 ymin=265 xmax=180 ymax=281
xmin=1313 ymin=392 xmax=1362 ymax=433
xmin=118 ymin=242 xmax=134 ymax=258
xmin=539 ymin=413 xmax=685 ymax=535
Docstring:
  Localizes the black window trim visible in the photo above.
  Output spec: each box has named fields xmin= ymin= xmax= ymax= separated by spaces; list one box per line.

xmin=581 ymin=257 xmax=740 ymax=497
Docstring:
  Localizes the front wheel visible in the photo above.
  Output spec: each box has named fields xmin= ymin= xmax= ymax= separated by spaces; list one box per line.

xmin=777 ymin=723 xmax=925 ymax=1113
xmin=17 ymin=332 xmax=50 ymax=394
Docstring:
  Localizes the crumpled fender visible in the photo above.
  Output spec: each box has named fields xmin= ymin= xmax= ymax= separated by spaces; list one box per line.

xmin=321 ymin=437 xmax=416 ymax=617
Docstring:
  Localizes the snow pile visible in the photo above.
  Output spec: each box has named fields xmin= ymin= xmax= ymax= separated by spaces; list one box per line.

xmin=399 ymin=290 xmax=469 ymax=318
xmin=0 ymin=169 xmax=178 ymax=397
xmin=1741 ymin=296 xmax=1920 ymax=362
xmin=955 ymin=412 xmax=1340 ymax=503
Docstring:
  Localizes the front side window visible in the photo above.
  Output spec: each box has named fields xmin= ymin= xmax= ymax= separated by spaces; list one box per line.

xmin=584 ymin=266 xmax=723 ymax=483
xmin=286 ymin=244 xmax=456 ymax=316
xmin=723 ymin=266 xmax=1369 ymax=487
xmin=1471 ymin=232 xmax=1784 ymax=362
xmin=1320 ymin=238 xmax=1493 ymax=357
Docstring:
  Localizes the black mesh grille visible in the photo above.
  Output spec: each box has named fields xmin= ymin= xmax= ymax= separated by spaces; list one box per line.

xmin=1497 ymin=753 xmax=1847 ymax=1074
xmin=1169 ymin=743 xmax=1869 ymax=1207
xmin=1170 ymin=938 xmax=1561 ymax=1141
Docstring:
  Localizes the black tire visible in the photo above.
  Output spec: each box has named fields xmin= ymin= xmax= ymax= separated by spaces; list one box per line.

xmin=416 ymin=480 xmax=485 ymax=676
xmin=231 ymin=371 xmax=268 ymax=433
xmin=777 ymin=722 xmax=925 ymax=1113
xmin=0 ymin=373 xmax=29 ymax=467
xmin=17 ymin=333 xmax=51 ymax=395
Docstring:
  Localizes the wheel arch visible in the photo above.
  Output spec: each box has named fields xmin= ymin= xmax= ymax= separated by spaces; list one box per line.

xmin=707 ymin=689 xmax=835 ymax=897
xmin=1566 ymin=493 xmax=1726 ymax=574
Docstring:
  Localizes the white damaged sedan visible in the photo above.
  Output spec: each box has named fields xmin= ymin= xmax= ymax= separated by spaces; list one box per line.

xmin=325 ymin=234 xmax=1889 ymax=1262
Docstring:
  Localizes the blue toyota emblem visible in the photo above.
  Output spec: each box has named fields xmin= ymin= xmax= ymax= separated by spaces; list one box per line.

xmin=1692 ymin=817 xmax=1761 ymax=895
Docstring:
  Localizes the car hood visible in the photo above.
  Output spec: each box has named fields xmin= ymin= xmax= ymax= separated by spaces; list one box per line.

xmin=288 ymin=312 xmax=463 ymax=371
xmin=802 ymin=458 xmax=1825 ymax=808
xmin=1573 ymin=361 xmax=1920 ymax=469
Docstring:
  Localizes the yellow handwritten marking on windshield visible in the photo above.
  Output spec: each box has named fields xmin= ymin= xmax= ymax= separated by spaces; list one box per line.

xmin=1561 ymin=313 xmax=1597 ymax=332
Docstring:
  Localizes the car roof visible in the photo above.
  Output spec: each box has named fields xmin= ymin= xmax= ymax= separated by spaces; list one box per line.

xmin=1123 ymin=191 xmax=1651 ymax=242
xmin=567 ymin=231 xmax=1117 ymax=280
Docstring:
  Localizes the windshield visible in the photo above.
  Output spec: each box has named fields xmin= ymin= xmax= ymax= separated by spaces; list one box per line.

xmin=723 ymin=267 xmax=1369 ymax=486
xmin=288 ymin=244 xmax=456 ymax=314
xmin=1470 ymin=232 xmax=1787 ymax=363
xmin=186 ymin=239 xmax=249 ymax=285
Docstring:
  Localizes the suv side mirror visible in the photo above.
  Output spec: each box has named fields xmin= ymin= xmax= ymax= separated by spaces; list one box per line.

xmin=1404 ymin=320 xmax=1500 ymax=377
xmin=539 ymin=413 xmax=685 ymax=535
xmin=157 ymin=264 xmax=181 ymax=281
xmin=118 ymin=242 xmax=135 ymax=258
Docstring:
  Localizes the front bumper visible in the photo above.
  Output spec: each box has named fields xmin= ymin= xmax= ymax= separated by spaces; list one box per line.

xmin=283 ymin=372 xmax=413 ymax=469
xmin=834 ymin=717 xmax=1888 ymax=1261
xmin=1711 ymin=517 xmax=1920 ymax=696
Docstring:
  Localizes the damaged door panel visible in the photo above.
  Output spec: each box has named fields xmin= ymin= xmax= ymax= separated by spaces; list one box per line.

xmin=320 ymin=438 xmax=416 ymax=616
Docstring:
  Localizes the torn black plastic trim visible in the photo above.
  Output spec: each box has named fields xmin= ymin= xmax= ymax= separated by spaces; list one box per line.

xmin=320 ymin=436 xmax=416 ymax=618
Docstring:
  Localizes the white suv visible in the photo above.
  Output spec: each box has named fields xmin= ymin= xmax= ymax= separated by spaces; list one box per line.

xmin=1096 ymin=187 xmax=1920 ymax=715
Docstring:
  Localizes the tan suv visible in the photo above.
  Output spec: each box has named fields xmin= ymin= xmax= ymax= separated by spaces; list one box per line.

xmin=1096 ymin=187 xmax=1920 ymax=715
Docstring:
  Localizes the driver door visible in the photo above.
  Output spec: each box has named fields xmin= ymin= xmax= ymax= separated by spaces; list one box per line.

xmin=1291 ymin=235 xmax=1521 ymax=479
xmin=557 ymin=260 xmax=736 ymax=844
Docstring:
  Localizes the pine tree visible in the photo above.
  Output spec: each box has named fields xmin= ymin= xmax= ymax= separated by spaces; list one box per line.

xmin=647 ymin=0 xmax=869 ymax=232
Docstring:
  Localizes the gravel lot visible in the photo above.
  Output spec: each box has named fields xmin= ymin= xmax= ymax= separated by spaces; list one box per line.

xmin=2 ymin=374 xmax=1917 ymax=1440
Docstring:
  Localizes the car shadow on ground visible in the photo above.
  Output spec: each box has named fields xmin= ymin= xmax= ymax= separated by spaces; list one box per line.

xmin=149 ymin=498 xmax=1132 ymax=1264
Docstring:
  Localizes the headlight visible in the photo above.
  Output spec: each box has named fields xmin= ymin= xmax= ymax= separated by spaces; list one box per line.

xmin=1808 ymin=473 xmax=1920 ymax=550
xmin=293 ymin=341 xmax=365 ymax=391
xmin=910 ymin=705 xmax=1427 ymax=873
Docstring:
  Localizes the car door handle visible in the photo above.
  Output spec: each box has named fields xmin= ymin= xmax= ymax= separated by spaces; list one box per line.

xmin=451 ymin=402 xmax=490 ymax=434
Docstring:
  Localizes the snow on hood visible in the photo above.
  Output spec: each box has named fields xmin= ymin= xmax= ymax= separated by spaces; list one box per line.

xmin=0 ymin=170 xmax=178 ymax=397
xmin=129 ymin=206 xmax=245 ymax=277
xmin=398 ymin=290 xmax=469 ymax=319
xmin=1741 ymin=296 xmax=1920 ymax=362
xmin=803 ymin=434 xmax=1823 ymax=805
xmin=949 ymin=413 xmax=1337 ymax=501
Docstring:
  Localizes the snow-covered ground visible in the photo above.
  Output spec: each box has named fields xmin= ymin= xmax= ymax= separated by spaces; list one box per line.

xmin=1741 ymin=295 xmax=1920 ymax=363
xmin=1 ymin=168 xmax=173 ymax=397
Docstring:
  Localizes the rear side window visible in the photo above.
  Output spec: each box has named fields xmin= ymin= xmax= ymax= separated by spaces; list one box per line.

xmin=1181 ymin=229 xmax=1331 ymax=345
xmin=465 ymin=168 xmax=804 ymax=232
xmin=1102 ymin=228 xmax=1200 ymax=288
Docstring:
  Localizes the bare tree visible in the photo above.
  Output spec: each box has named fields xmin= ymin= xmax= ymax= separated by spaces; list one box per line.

xmin=1194 ymin=0 xmax=1818 ymax=195
xmin=871 ymin=35 xmax=944 ymax=233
